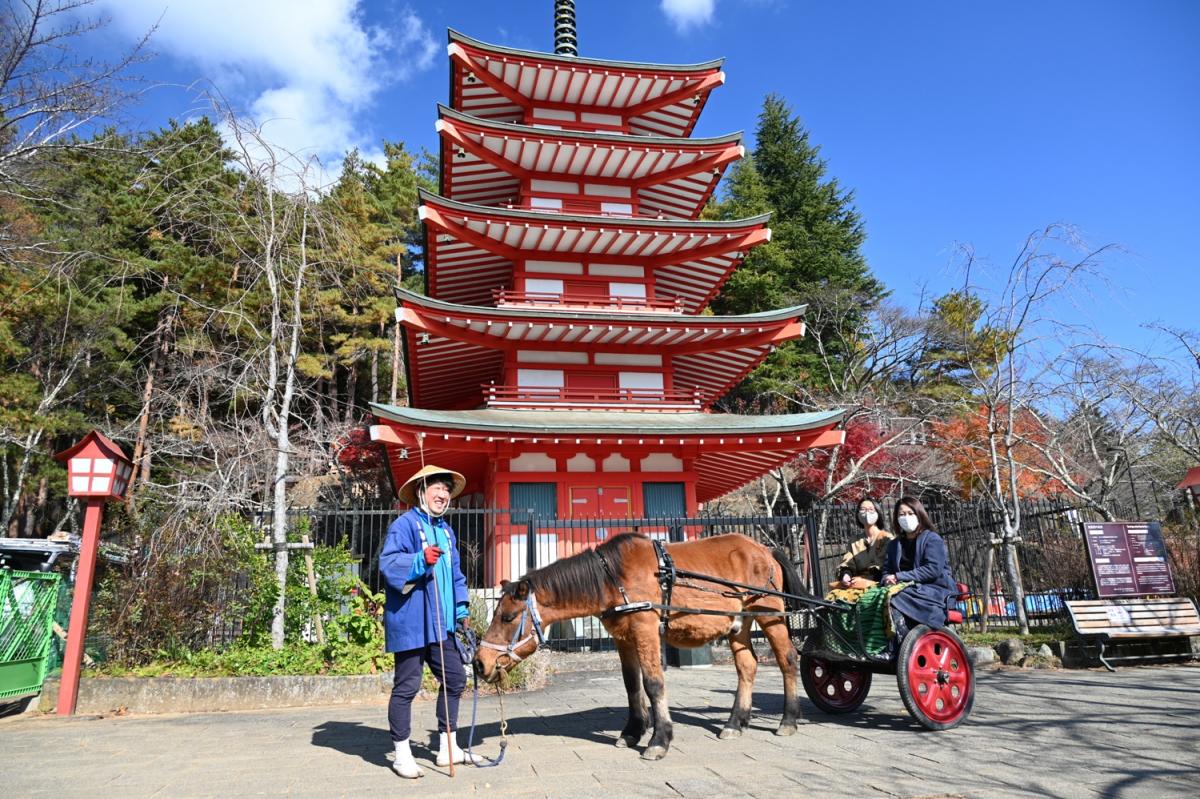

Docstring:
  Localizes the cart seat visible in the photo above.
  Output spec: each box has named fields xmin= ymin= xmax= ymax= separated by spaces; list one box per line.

xmin=947 ymin=582 xmax=970 ymax=625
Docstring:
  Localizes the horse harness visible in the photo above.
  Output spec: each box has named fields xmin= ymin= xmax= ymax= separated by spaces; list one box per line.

xmin=593 ymin=539 xmax=824 ymax=626
xmin=481 ymin=540 xmax=844 ymax=666
xmin=477 ymin=590 xmax=545 ymax=665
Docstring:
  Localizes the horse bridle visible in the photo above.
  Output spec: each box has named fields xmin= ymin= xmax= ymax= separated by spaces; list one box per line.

xmin=478 ymin=589 xmax=545 ymax=666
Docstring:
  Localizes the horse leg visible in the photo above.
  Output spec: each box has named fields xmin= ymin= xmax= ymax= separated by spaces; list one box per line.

xmin=634 ymin=617 xmax=673 ymax=760
xmin=720 ymin=622 xmax=756 ymax=739
xmin=760 ymin=613 xmax=800 ymax=735
xmin=614 ymin=635 xmax=649 ymax=748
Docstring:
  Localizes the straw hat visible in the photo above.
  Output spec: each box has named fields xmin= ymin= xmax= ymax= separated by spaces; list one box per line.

xmin=397 ymin=464 xmax=467 ymax=507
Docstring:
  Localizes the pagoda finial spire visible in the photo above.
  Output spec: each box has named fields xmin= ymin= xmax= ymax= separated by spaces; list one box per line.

xmin=554 ymin=0 xmax=578 ymax=56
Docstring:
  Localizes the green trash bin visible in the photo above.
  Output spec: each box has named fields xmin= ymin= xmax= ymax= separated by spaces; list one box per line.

xmin=0 ymin=570 xmax=63 ymax=700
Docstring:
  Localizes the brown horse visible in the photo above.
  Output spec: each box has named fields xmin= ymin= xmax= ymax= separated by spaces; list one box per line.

xmin=474 ymin=532 xmax=806 ymax=760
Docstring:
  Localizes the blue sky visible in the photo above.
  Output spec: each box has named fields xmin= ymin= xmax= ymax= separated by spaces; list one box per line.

xmin=86 ymin=1 xmax=1199 ymax=357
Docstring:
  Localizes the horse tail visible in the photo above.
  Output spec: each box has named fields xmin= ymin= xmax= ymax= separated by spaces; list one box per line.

xmin=770 ymin=548 xmax=810 ymax=612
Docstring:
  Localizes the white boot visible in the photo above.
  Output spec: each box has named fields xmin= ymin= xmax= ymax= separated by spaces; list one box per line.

xmin=436 ymin=731 xmax=485 ymax=766
xmin=392 ymin=738 xmax=423 ymax=779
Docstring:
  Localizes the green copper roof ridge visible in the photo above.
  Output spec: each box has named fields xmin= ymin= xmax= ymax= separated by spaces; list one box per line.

xmin=419 ymin=188 xmax=771 ymax=228
xmin=393 ymin=285 xmax=806 ymax=323
xmin=437 ymin=104 xmax=744 ymax=147
xmin=369 ymin=403 xmax=845 ymax=433
xmin=448 ymin=28 xmax=725 ymax=73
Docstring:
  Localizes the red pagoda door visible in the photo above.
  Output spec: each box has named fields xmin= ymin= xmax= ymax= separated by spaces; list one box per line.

xmin=569 ymin=485 xmax=630 ymax=518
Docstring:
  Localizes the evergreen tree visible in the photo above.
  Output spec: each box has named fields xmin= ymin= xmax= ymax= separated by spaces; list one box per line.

xmin=715 ymin=95 xmax=884 ymax=399
xmin=322 ymin=143 xmax=434 ymax=413
xmin=911 ymin=290 xmax=1012 ymax=402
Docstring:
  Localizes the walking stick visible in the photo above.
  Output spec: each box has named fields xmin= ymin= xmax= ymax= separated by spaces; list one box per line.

xmin=428 ymin=541 xmax=455 ymax=778
xmin=416 ymin=437 xmax=456 ymax=776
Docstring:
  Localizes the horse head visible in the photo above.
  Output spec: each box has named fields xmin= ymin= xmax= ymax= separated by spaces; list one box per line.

xmin=474 ymin=578 xmax=544 ymax=683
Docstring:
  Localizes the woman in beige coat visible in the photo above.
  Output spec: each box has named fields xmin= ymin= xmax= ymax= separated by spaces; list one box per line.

xmin=826 ymin=497 xmax=893 ymax=601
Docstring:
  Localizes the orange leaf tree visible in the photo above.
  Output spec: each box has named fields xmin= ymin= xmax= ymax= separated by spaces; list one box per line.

xmin=933 ymin=403 xmax=1068 ymax=499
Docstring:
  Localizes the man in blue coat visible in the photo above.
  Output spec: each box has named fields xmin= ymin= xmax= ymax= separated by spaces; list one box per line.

xmin=380 ymin=464 xmax=482 ymax=778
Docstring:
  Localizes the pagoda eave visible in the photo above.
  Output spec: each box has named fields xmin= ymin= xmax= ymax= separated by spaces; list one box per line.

xmin=397 ymin=291 xmax=805 ymax=412
xmin=420 ymin=189 xmax=769 ymax=232
xmin=447 ymin=30 xmax=724 ymax=138
xmin=448 ymin=29 xmax=726 ymax=74
xmin=437 ymin=108 xmax=742 ymax=217
xmin=398 ymin=306 xmax=804 ymax=356
xmin=370 ymin=405 xmax=845 ymax=504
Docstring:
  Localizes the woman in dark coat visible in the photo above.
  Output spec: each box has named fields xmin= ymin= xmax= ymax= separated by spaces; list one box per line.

xmin=881 ymin=496 xmax=957 ymax=637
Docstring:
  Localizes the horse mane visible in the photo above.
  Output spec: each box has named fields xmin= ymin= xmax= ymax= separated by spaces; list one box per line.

xmin=514 ymin=532 xmax=645 ymax=606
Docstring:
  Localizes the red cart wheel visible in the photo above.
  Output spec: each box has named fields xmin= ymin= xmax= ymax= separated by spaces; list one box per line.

xmin=896 ymin=624 xmax=974 ymax=730
xmin=800 ymin=653 xmax=872 ymax=714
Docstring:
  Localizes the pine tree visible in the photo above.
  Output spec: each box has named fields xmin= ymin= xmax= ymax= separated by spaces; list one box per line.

xmin=715 ymin=95 xmax=884 ymax=399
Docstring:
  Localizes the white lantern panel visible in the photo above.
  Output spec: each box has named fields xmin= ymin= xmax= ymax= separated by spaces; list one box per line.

xmin=72 ymin=458 xmax=92 ymax=474
xmin=71 ymin=475 xmax=91 ymax=493
xmin=90 ymin=476 xmax=111 ymax=493
xmin=93 ymin=459 xmax=114 ymax=474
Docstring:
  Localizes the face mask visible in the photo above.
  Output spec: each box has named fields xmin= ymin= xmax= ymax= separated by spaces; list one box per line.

xmin=419 ymin=499 xmax=446 ymax=518
xmin=858 ymin=510 xmax=878 ymax=526
xmin=898 ymin=514 xmax=919 ymax=533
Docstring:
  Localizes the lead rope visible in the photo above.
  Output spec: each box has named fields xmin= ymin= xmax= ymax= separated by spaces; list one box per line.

xmin=461 ymin=623 xmax=508 ymax=768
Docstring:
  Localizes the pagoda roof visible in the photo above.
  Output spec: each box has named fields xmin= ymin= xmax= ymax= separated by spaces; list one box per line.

xmin=419 ymin=190 xmax=769 ymax=312
xmin=437 ymin=106 xmax=742 ymax=218
xmin=395 ymin=288 xmax=804 ymax=410
xmin=447 ymin=30 xmax=724 ymax=138
xmin=369 ymin=404 xmax=846 ymax=504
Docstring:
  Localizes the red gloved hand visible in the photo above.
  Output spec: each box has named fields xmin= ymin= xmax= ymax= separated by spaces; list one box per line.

xmin=423 ymin=545 xmax=443 ymax=566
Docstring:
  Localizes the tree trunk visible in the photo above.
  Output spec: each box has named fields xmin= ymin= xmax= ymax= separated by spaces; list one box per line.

xmin=1002 ymin=526 xmax=1030 ymax=635
xmin=390 ymin=254 xmax=405 ymax=406
xmin=344 ymin=356 xmax=358 ymax=425
xmin=326 ymin=366 xmax=339 ymax=423
xmin=2 ymin=427 xmax=44 ymax=533
xmin=131 ymin=306 xmax=174 ymax=493
xmin=270 ymin=425 xmax=291 ymax=649
xmin=269 ymin=208 xmax=311 ymax=649
xmin=370 ymin=339 xmax=380 ymax=404
xmin=24 ymin=476 xmax=48 ymax=538
xmin=980 ymin=544 xmax=994 ymax=634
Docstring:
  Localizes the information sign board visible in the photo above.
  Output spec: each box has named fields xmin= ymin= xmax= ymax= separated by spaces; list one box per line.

xmin=1081 ymin=521 xmax=1175 ymax=598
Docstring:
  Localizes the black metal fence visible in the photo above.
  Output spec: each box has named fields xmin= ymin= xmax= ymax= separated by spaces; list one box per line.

xmin=254 ymin=498 xmax=1153 ymax=652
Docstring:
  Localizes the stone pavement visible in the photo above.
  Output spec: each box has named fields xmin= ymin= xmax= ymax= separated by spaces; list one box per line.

xmin=3 ymin=662 xmax=1199 ymax=798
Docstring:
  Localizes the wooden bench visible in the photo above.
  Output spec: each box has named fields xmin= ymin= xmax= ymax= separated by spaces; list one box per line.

xmin=1065 ymin=597 xmax=1200 ymax=671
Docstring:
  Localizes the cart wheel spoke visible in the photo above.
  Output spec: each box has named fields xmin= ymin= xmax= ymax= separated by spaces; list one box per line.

xmin=897 ymin=626 xmax=975 ymax=731
xmin=801 ymin=653 xmax=872 ymax=714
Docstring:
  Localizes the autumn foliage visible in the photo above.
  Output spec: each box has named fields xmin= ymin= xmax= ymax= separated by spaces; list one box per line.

xmin=793 ymin=417 xmax=903 ymax=502
xmin=932 ymin=404 xmax=1068 ymax=498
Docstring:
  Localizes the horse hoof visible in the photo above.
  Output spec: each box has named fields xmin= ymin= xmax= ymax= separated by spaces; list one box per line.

xmin=615 ymin=736 xmax=633 ymax=749
xmin=775 ymin=724 xmax=797 ymax=737
xmin=641 ymin=746 xmax=668 ymax=761
xmin=718 ymin=727 xmax=742 ymax=740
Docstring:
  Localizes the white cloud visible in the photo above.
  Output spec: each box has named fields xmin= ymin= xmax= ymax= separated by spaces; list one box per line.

xmin=97 ymin=1 xmax=436 ymax=173
xmin=660 ymin=0 xmax=717 ymax=33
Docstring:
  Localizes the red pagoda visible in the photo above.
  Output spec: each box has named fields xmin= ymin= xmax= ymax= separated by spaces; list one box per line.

xmin=370 ymin=21 xmax=844 ymax=583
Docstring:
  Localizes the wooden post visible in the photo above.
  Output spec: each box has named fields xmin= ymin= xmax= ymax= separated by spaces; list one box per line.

xmin=301 ymin=534 xmax=325 ymax=645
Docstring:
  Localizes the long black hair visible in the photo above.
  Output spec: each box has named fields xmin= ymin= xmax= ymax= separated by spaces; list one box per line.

xmin=893 ymin=496 xmax=935 ymax=535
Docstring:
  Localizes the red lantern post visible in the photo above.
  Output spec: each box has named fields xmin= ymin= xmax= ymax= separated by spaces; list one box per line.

xmin=52 ymin=431 xmax=133 ymax=715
